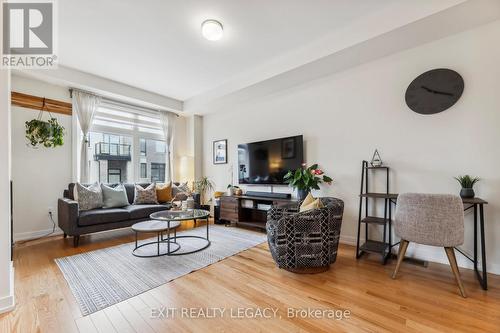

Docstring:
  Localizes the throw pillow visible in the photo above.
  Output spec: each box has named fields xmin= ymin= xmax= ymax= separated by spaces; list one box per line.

xmin=134 ymin=183 xmax=158 ymax=204
xmin=156 ymin=182 xmax=173 ymax=203
xmin=299 ymin=193 xmax=324 ymax=212
xmin=172 ymin=182 xmax=190 ymax=201
xmin=76 ymin=182 xmax=103 ymax=211
xmin=101 ymin=184 xmax=129 ymax=208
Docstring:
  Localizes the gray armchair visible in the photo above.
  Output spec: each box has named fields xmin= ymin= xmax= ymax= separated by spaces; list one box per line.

xmin=266 ymin=197 xmax=344 ymax=273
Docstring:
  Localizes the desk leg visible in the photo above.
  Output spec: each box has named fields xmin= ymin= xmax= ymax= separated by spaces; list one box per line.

xmin=474 ymin=204 xmax=477 ymax=271
xmin=479 ymin=204 xmax=488 ymax=290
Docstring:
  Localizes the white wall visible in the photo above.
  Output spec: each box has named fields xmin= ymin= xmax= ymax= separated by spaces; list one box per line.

xmin=202 ymin=20 xmax=500 ymax=274
xmin=11 ymin=76 xmax=73 ymax=241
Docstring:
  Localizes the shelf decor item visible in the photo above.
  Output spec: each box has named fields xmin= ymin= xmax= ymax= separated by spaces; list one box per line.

xmin=226 ymin=184 xmax=240 ymax=196
xmin=370 ymin=149 xmax=383 ymax=167
xmin=283 ymin=163 xmax=333 ymax=200
xmin=454 ymin=175 xmax=480 ymax=198
xmin=25 ymin=98 xmax=65 ymax=148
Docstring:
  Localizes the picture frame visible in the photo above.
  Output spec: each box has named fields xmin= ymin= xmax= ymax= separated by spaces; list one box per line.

xmin=213 ymin=139 xmax=227 ymax=164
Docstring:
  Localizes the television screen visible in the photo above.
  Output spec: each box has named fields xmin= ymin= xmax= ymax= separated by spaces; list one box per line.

xmin=238 ymin=135 xmax=303 ymax=185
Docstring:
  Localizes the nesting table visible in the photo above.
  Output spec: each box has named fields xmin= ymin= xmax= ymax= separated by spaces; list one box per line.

xmin=132 ymin=209 xmax=210 ymax=257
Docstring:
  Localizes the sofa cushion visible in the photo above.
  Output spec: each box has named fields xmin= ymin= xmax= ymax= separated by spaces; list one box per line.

xmin=101 ymin=184 xmax=129 ymax=208
xmin=76 ymin=182 xmax=104 ymax=211
xmin=78 ymin=208 xmax=130 ymax=226
xmin=133 ymin=183 xmax=158 ymax=205
xmin=156 ymin=182 xmax=173 ymax=203
xmin=123 ymin=204 xmax=171 ymax=220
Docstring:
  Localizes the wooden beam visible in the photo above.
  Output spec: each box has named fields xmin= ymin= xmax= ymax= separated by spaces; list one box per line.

xmin=11 ymin=91 xmax=72 ymax=116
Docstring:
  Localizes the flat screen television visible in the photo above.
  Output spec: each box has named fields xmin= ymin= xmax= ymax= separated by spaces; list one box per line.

xmin=238 ymin=135 xmax=304 ymax=185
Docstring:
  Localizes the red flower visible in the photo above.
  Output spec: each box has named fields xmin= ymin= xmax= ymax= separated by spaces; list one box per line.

xmin=313 ymin=169 xmax=324 ymax=175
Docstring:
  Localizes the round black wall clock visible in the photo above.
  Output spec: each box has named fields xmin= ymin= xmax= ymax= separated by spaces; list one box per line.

xmin=405 ymin=68 xmax=464 ymax=115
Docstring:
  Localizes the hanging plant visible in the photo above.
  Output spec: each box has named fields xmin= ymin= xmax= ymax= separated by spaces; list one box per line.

xmin=25 ymin=98 xmax=65 ymax=148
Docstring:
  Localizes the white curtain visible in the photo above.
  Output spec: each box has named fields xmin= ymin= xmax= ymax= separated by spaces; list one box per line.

xmin=159 ymin=111 xmax=177 ymax=182
xmin=72 ymin=90 xmax=101 ymax=183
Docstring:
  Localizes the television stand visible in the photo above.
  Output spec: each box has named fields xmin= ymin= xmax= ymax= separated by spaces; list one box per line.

xmin=219 ymin=195 xmax=298 ymax=230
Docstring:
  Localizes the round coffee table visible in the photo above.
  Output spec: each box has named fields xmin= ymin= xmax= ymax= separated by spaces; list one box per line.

xmin=132 ymin=220 xmax=181 ymax=257
xmin=149 ymin=209 xmax=210 ymax=256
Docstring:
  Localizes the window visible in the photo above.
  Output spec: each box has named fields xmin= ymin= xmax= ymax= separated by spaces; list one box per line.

xmin=139 ymin=138 xmax=167 ymax=182
xmin=88 ymin=132 xmax=133 ymax=183
xmin=108 ymin=168 xmax=122 ymax=183
xmin=151 ymin=163 xmax=165 ymax=182
xmin=85 ymin=99 xmax=168 ymax=183
xmin=140 ymin=139 xmax=146 ymax=156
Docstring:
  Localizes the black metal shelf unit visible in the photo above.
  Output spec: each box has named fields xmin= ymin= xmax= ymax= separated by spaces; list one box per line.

xmin=356 ymin=160 xmax=395 ymax=264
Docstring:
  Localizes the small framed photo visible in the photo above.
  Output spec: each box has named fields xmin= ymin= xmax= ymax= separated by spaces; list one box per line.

xmin=213 ymin=139 xmax=227 ymax=164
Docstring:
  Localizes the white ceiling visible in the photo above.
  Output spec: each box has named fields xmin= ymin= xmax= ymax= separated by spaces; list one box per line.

xmin=57 ymin=0 xmax=411 ymax=101
xmin=48 ymin=0 xmax=496 ymax=113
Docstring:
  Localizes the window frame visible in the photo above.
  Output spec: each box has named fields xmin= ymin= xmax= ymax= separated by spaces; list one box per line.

xmin=90 ymin=102 xmax=167 ymax=183
xmin=140 ymin=163 xmax=147 ymax=178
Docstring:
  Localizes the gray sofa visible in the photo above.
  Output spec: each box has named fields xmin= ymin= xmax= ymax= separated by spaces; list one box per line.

xmin=58 ymin=182 xmax=200 ymax=246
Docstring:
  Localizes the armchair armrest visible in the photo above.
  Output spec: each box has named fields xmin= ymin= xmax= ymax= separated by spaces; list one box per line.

xmin=58 ymin=198 xmax=79 ymax=236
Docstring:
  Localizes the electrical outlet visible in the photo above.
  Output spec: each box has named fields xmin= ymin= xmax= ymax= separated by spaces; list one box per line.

xmin=48 ymin=207 xmax=53 ymax=215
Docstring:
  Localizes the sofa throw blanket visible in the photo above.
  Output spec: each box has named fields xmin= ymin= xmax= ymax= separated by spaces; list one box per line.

xmin=134 ymin=183 xmax=159 ymax=204
xmin=76 ymin=182 xmax=103 ymax=211
xmin=101 ymin=184 xmax=129 ymax=208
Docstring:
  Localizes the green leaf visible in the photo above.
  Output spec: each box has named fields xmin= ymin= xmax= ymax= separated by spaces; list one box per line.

xmin=323 ymin=175 xmax=333 ymax=183
xmin=310 ymin=164 xmax=318 ymax=170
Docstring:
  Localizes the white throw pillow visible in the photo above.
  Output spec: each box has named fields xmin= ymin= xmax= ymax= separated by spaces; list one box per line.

xmin=101 ymin=184 xmax=129 ymax=208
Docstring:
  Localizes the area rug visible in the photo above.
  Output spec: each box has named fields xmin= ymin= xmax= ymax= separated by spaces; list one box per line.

xmin=55 ymin=225 xmax=266 ymax=316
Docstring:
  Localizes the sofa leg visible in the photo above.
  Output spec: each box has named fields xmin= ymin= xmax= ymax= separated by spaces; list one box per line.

xmin=63 ymin=233 xmax=67 ymax=238
xmin=73 ymin=236 xmax=80 ymax=247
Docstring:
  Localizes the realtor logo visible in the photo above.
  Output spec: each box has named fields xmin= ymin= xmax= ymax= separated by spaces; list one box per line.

xmin=2 ymin=1 xmax=57 ymax=68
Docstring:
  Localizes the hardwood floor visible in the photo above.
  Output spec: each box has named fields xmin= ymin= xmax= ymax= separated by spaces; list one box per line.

xmin=1 ymin=220 xmax=499 ymax=333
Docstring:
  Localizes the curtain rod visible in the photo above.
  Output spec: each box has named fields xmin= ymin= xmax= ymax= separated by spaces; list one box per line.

xmin=69 ymin=88 xmax=179 ymax=117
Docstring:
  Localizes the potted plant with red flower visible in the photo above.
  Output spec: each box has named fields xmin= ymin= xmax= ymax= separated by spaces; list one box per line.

xmin=284 ymin=163 xmax=333 ymax=200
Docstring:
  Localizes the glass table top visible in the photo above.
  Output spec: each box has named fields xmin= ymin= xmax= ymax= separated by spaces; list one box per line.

xmin=150 ymin=209 xmax=210 ymax=221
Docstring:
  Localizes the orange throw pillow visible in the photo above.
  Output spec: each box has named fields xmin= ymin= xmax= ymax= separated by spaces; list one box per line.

xmin=156 ymin=182 xmax=173 ymax=203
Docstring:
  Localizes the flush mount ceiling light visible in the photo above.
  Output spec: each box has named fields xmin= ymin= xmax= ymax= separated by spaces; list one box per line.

xmin=201 ymin=19 xmax=223 ymax=41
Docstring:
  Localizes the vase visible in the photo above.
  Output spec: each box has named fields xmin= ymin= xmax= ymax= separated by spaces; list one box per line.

xmin=460 ymin=188 xmax=475 ymax=198
xmin=297 ymin=189 xmax=309 ymax=201
xmin=186 ymin=196 xmax=195 ymax=210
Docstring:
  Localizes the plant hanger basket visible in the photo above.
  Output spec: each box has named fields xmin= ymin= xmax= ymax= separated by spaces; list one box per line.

xmin=25 ymin=98 xmax=65 ymax=148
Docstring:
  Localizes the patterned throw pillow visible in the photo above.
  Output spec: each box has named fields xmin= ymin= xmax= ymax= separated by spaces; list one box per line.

xmin=76 ymin=182 xmax=103 ymax=211
xmin=134 ymin=183 xmax=159 ymax=205
xmin=172 ymin=182 xmax=190 ymax=201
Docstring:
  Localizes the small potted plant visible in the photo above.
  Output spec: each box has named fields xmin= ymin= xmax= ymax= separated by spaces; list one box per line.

xmin=284 ymin=163 xmax=333 ymax=200
xmin=25 ymin=117 xmax=65 ymax=148
xmin=194 ymin=177 xmax=215 ymax=210
xmin=454 ymin=175 xmax=480 ymax=198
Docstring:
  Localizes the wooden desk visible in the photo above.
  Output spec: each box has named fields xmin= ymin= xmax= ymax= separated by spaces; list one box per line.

xmin=362 ymin=193 xmax=489 ymax=290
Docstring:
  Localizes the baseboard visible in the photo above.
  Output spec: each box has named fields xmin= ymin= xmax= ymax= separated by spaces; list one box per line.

xmin=339 ymin=235 xmax=500 ymax=276
xmin=0 ymin=262 xmax=15 ymax=314
xmin=14 ymin=227 xmax=63 ymax=242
